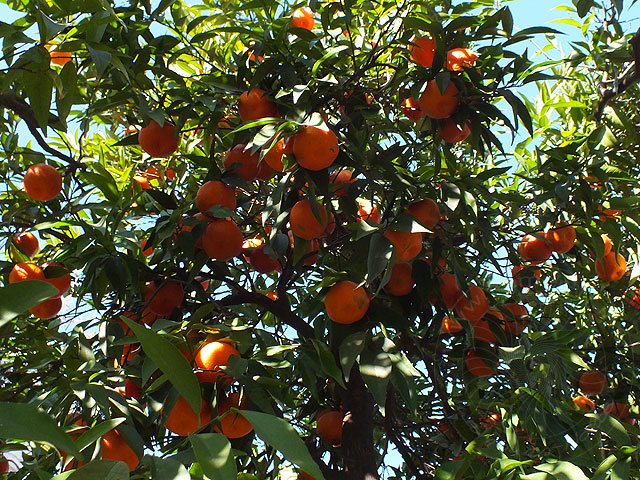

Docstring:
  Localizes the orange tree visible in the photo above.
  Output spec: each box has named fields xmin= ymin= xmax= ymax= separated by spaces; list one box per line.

xmin=1 ymin=0 xmax=640 ymax=479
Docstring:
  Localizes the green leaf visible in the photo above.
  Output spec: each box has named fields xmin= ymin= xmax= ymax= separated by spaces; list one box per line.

xmin=37 ymin=11 xmax=68 ymax=42
xmin=75 ymin=419 xmax=124 ymax=452
xmin=366 ymin=233 xmax=393 ymax=285
xmin=534 ymin=460 xmax=588 ymax=480
xmin=66 ymin=459 xmax=129 ymax=479
xmin=0 ymin=280 xmax=59 ymax=327
xmin=87 ymin=44 xmax=112 ymax=76
xmin=589 ymin=413 xmax=631 ymax=446
xmin=190 ymin=433 xmax=237 ymax=480
xmin=120 ymin=317 xmax=202 ymax=416
xmin=311 ymin=339 xmax=345 ymax=388
xmin=239 ymin=411 xmax=324 ymax=480
xmin=359 ymin=352 xmax=392 ymax=415
xmin=24 ymin=71 xmax=54 ymax=133
xmin=0 ymin=402 xmax=80 ymax=456
xmin=339 ymin=332 xmax=367 ymax=380
xmin=147 ymin=455 xmax=190 ymax=480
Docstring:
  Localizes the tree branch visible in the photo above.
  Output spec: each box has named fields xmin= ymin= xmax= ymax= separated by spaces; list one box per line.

xmin=595 ymin=27 xmax=640 ymax=119
xmin=0 ymin=92 xmax=84 ymax=170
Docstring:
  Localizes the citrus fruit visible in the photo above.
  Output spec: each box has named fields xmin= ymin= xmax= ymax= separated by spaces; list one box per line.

xmin=418 ymin=80 xmax=459 ymax=119
xmin=324 ymin=280 xmax=370 ymax=324
xmin=292 ymin=126 xmax=339 ymax=171
xmin=138 ymin=120 xmax=180 ymax=158
xmin=23 ymin=163 xmax=62 ymax=201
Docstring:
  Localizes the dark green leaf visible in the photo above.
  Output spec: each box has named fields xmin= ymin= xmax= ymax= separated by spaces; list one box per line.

xmin=0 ymin=280 xmax=59 ymax=327
xmin=190 ymin=433 xmax=237 ymax=480
xmin=66 ymin=460 xmax=130 ymax=479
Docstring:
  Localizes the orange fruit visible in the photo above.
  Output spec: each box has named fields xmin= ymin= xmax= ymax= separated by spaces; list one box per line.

xmin=202 ymin=219 xmax=244 ymax=260
xmin=224 ymin=144 xmax=262 ymax=181
xmin=465 ymin=350 xmax=495 ymax=377
xmin=195 ymin=340 xmax=240 ymax=383
xmin=324 ymin=280 xmax=370 ymax=324
xmin=600 ymin=234 xmax=613 ymax=256
xmin=248 ymin=245 xmax=282 ymax=273
xmin=23 ymin=163 xmax=62 ymax=201
xmin=141 ymin=239 xmax=153 ymax=257
xmin=330 ymin=169 xmax=356 ymax=197
xmin=597 ymin=205 xmax=621 ymax=221
xmin=165 ymin=395 xmax=213 ymax=436
xmin=502 ymin=303 xmax=528 ymax=335
xmin=472 ymin=320 xmax=495 ymax=344
xmin=573 ymin=395 xmax=595 ymax=411
xmin=196 ymin=180 xmax=236 ymax=216
xmin=418 ymin=80 xmax=459 ymax=119
xmin=290 ymin=7 xmax=314 ymax=30
xmin=406 ymin=198 xmax=440 ymax=229
xmin=133 ymin=174 xmax=150 ymax=190
xmin=438 ymin=119 xmax=471 ymax=143
xmin=144 ymin=280 xmax=184 ymax=316
xmin=0 ymin=454 xmax=9 ymax=473
xmin=356 ymin=201 xmax=380 ymax=223
xmin=101 ymin=429 xmax=139 ymax=471
xmin=29 ymin=297 xmax=63 ymax=319
xmin=628 ymin=289 xmax=640 ymax=309
xmin=384 ymin=229 xmax=423 ymax=261
xmin=384 ymin=262 xmax=414 ymax=296
xmin=545 ymin=222 xmax=576 ymax=253
xmin=292 ymin=126 xmax=339 ymax=171
xmin=603 ymin=402 xmax=631 ymax=420
xmin=297 ymin=473 xmax=316 ymax=480
xmin=9 ymin=262 xmax=45 ymax=283
xmin=595 ymin=252 xmax=626 ymax=281
xmin=518 ymin=232 xmax=552 ymax=264
xmin=439 ymin=272 xmax=462 ymax=309
xmin=14 ymin=232 xmax=39 ymax=257
xmin=46 ymin=44 xmax=72 ymax=67
xmin=238 ymin=89 xmax=279 ymax=122
xmin=263 ymin=138 xmax=289 ymax=172
xmin=316 ymin=410 xmax=343 ymax=445
xmin=454 ymin=286 xmax=488 ymax=323
xmin=44 ymin=263 xmax=72 ymax=298
xmin=511 ymin=265 xmax=541 ymax=288
xmin=480 ymin=412 xmax=501 ymax=428
xmin=446 ymin=48 xmax=478 ymax=71
xmin=216 ymin=392 xmax=253 ymax=439
xmin=138 ymin=120 xmax=180 ymax=158
xmin=424 ymin=251 xmax=448 ymax=275
xmin=290 ymin=199 xmax=329 ymax=240
xmin=124 ymin=378 xmax=143 ymax=400
xmin=579 ymin=370 xmax=606 ymax=396
xmin=401 ymin=97 xmax=424 ymax=122
xmin=409 ymin=36 xmax=436 ymax=67
xmin=441 ymin=315 xmax=463 ymax=334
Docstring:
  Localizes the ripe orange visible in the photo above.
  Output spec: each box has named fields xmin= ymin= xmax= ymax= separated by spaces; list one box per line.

xmin=384 ymin=229 xmax=423 ymax=261
xmin=441 ymin=315 xmax=463 ymax=334
xmin=472 ymin=320 xmax=495 ymax=344
xmin=401 ymin=97 xmax=424 ymax=122
xmin=224 ymin=144 xmax=262 ymax=181
xmin=46 ymin=44 xmax=72 ymax=67
xmin=101 ymin=429 xmax=139 ymax=471
xmin=144 ymin=280 xmax=184 ymax=316
xmin=511 ymin=265 xmax=541 ymax=288
xmin=356 ymin=201 xmax=380 ymax=223
xmin=165 ymin=395 xmax=213 ymax=436
xmin=9 ymin=262 xmax=45 ymax=283
xmin=133 ymin=174 xmax=150 ymax=190
xmin=518 ymin=232 xmax=552 ymax=264
xmin=124 ymin=378 xmax=143 ymax=400
xmin=545 ymin=222 xmax=576 ymax=253
xmin=438 ymin=119 xmax=471 ymax=143
xmin=202 ymin=219 xmax=244 ymax=260
xmin=316 ymin=410 xmax=343 ymax=445
xmin=14 ymin=232 xmax=39 ymax=257
xmin=573 ymin=395 xmax=595 ymax=411
xmin=465 ymin=350 xmax=495 ymax=377
xmin=579 ymin=370 xmax=606 ymax=396
xmin=324 ymin=280 xmax=370 ymax=324
xmin=195 ymin=340 xmax=240 ymax=383
xmin=290 ymin=199 xmax=329 ymax=240
xmin=409 ymin=36 xmax=436 ymax=67
xmin=292 ymin=126 xmax=339 ymax=171
xmin=330 ymin=169 xmax=356 ymax=197
xmin=196 ymin=180 xmax=236 ymax=216
xmin=502 ymin=303 xmax=528 ymax=335
xmin=216 ymin=392 xmax=253 ymax=439
xmin=384 ymin=262 xmax=415 ymax=296
xmin=238 ymin=89 xmax=279 ymax=122
xmin=29 ymin=297 xmax=63 ymax=319
xmin=23 ymin=163 xmax=62 ymax=201
xmin=603 ymin=402 xmax=631 ymax=420
xmin=628 ymin=289 xmax=640 ymax=309
xmin=418 ymin=80 xmax=459 ymax=119
xmin=454 ymin=286 xmax=488 ymax=323
xmin=290 ymin=7 xmax=314 ymax=30
xmin=263 ymin=138 xmax=291 ymax=172
xmin=600 ymin=234 xmax=613 ymax=256
xmin=406 ymin=198 xmax=440 ymax=229
xmin=138 ymin=120 xmax=180 ymax=158
xmin=439 ymin=272 xmax=462 ymax=309
xmin=44 ymin=263 xmax=72 ymax=298
xmin=141 ymin=239 xmax=153 ymax=257
xmin=446 ymin=48 xmax=478 ymax=71
xmin=0 ymin=453 xmax=9 ymax=473
xmin=595 ymin=252 xmax=626 ymax=281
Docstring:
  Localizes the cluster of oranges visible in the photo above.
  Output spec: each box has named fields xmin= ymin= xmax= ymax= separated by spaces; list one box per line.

xmin=401 ymin=35 xmax=478 ymax=143
xmin=572 ymin=371 xmax=635 ymax=425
